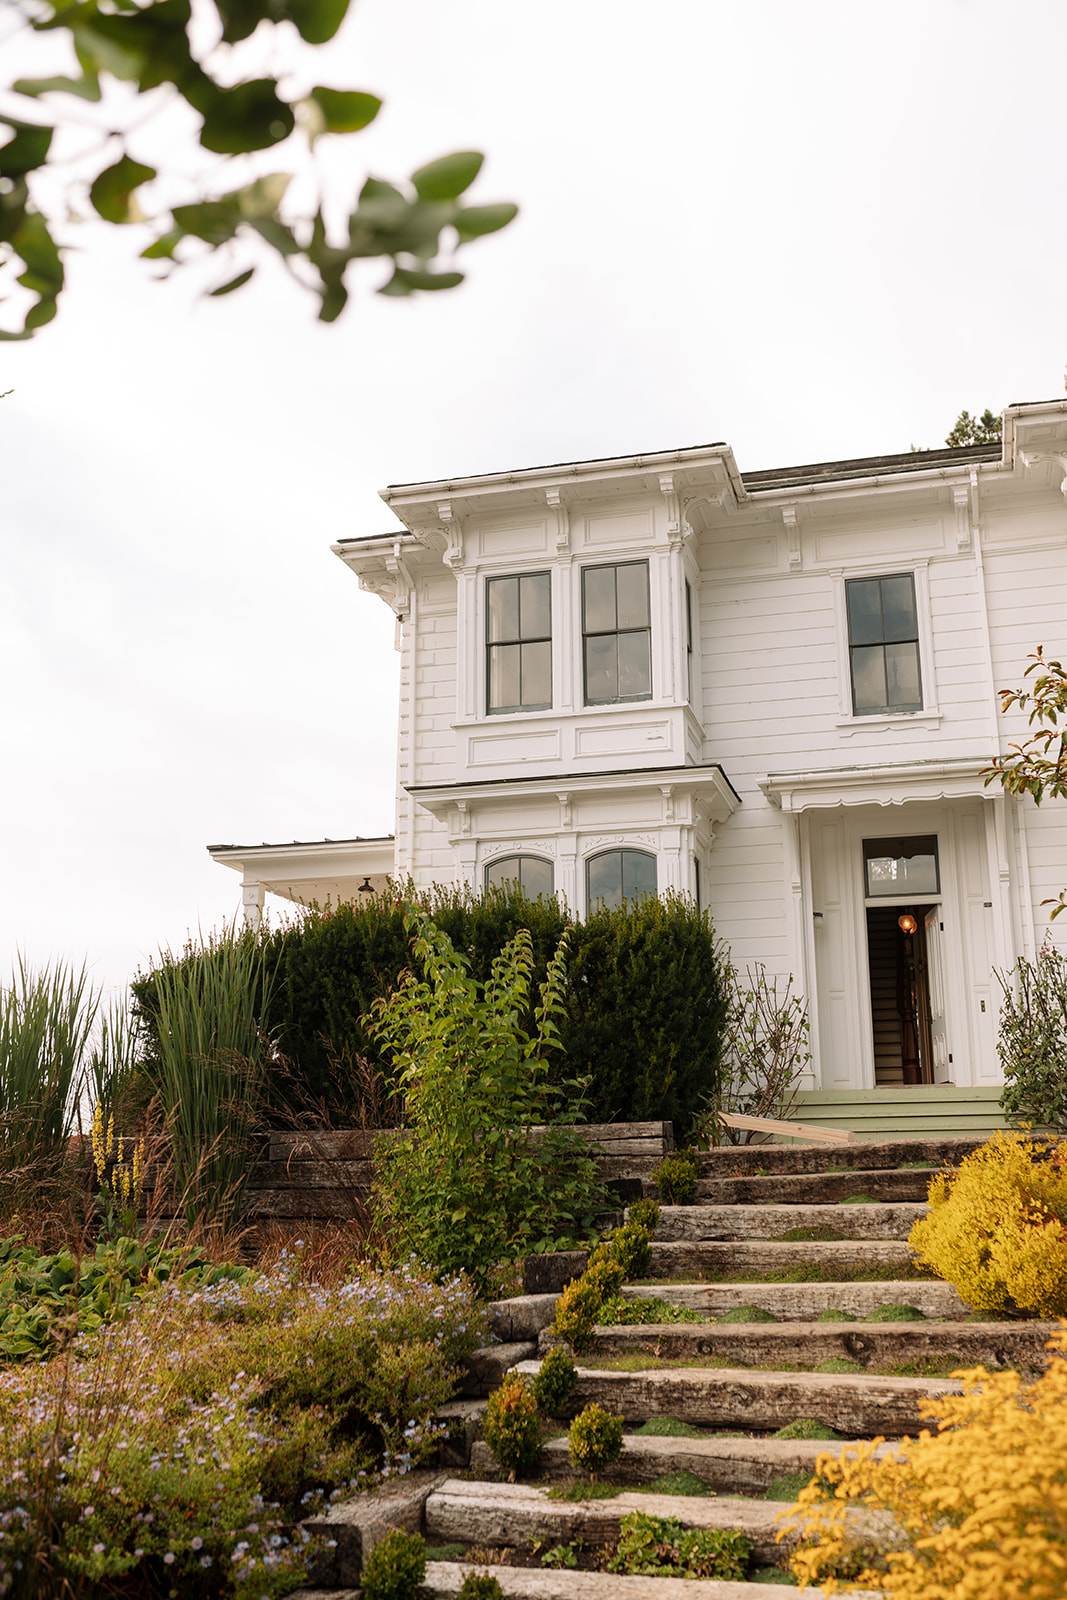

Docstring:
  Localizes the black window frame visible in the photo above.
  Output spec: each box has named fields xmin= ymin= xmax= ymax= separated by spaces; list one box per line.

xmin=862 ymin=835 xmax=941 ymax=899
xmin=846 ymin=572 xmax=923 ymax=716
xmin=581 ymin=560 xmax=653 ymax=706
xmin=485 ymin=571 xmax=552 ymax=716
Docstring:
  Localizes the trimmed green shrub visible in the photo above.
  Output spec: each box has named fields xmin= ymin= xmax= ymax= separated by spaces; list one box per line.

xmin=361 ymin=1528 xmax=427 ymax=1600
xmin=606 ymin=1219 xmax=654 ymax=1279
xmin=532 ymin=1346 xmax=577 ymax=1416
xmin=458 ymin=1576 xmax=506 ymax=1600
xmin=484 ymin=1374 xmax=542 ymax=1481
xmin=564 ymin=892 xmax=727 ymax=1140
xmin=627 ymin=1198 xmax=660 ymax=1231
xmin=552 ymin=1275 xmax=603 ymax=1353
xmin=568 ymin=1402 xmax=623 ymax=1480
xmin=654 ymin=1148 xmax=700 ymax=1204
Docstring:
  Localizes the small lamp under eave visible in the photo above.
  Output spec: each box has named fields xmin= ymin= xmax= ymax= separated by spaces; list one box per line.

xmin=898 ymin=913 xmax=918 ymax=936
xmin=358 ymin=876 xmax=374 ymax=894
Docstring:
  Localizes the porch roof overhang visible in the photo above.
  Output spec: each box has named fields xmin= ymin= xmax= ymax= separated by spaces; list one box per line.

xmin=406 ymin=762 xmax=741 ymax=826
xmin=759 ymin=758 xmax=995 ymax=813
xmin=207 ymin=836 xmax=395 ymax=908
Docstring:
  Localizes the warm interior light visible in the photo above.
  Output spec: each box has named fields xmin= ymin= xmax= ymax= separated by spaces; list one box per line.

xmin=898 ymin=913 xmax=918 ymax=936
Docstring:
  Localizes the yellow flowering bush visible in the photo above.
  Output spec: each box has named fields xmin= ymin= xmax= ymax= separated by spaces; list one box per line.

xmin=907 ymin=1129 xmax=1067 ymax=1316
xmin=91 ymin=1100 xmax=146 ymax=1239
xmin=778 ymin=1324 xmax=1067 ymax=1598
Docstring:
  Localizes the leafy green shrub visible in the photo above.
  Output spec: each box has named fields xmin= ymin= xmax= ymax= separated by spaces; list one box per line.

xmin=0 ymin=1234 xmax=253 ymax=1362
xmin=996 ymin=946 xmax=1067 ymax=1132
xmin=568 ymin=1402 xmax=623 ymax=1479
xmin=370 ymin=911 xmax=606 ymax=1293
xmin=458 ymin=1574 xmax=506 ymax=1600
xmin=610 ymin=1511 xmax=751 ymax=1579
xmin=361 ymin=1528 xmax=427 ymax=1600
xmin=532 ymin=1346 xmax=577 ymax=1416
xmin=550 ymin=1214 xmax=657 ymax=1349
xmin=654 ymin=1149 xmax=699 ymax=1204
xmin=908 ymin=1130 xmax=1067 ymax=1316
xmin=564 ymin=892 xmax=727 ymax=1141
xmin=627 ymin=1198 xmax=660 ymax=1231
xmin=584 ymin=1242 xmax=626 ymax=1299
xmin=484 ymin=1374 xmax=542 ymax=1481
xmin=598 ymin=1294 xmax=703 ymax=1326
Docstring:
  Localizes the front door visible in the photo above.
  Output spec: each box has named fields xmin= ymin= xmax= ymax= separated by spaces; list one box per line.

xmin=924 ymin=907 xmax=952 ymax=1082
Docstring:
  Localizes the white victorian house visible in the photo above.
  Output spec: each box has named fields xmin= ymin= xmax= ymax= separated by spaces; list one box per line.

xmin=211 ymin=399 xmax=1067 ymax=1102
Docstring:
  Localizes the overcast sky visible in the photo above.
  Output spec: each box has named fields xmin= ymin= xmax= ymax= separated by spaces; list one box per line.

xmin=3 ymin=0 xmax=1066 ymax=998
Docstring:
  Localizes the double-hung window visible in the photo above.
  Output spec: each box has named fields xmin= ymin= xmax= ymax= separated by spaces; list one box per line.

xmin=582 ymin=561 xmax=652 ymax=705
xmin=486 ymin=572 xmax=551 ymax=714
xmin=846 ymin=574 xmax=922 ymax=715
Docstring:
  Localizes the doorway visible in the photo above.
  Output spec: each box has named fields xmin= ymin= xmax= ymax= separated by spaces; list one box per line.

xmin=865 ymin=904 xmax=938 ymax=1086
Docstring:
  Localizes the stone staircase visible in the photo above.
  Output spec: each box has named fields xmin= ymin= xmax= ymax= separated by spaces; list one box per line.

xmin=292 ymin=1133 xmax=1054 ymax=1597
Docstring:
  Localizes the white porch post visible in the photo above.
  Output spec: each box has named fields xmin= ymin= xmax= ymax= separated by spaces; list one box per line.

xmin=241 ymin=881 xmax=265 ymax=930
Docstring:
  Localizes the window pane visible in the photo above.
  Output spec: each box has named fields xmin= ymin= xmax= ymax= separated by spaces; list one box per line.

xmin=884 ymin=641 xmax=921 ymax=709
xmin=851 ymin=644 xmax=888 ymax=714
xmin=880 ymin=575 xmax=917 ymax=642
xmin=847 ymin=580 xmax=884 ymax=646
xmin=621 ymin=850 xmax=657 ymax=901
xmin=520 ymin=639 xmax=551 ymax=706
xmin=587 ymin=851 xmax=624 ymax=908
xmin=617 ymin=630 xmax=652 ymax=699
xmin=616 ymin=562 xmax=650 ymax=628
xmin=487 ymin=577 xmax=519 ymax=643
xmin=486 ymin=855 xmax=522 ymax=889
xmin=488 ymin=642 xmax=520 ymax=711
xmin=584 ymin=634 xmax=617 ymax=702
xmin=519 ymin=857 xmax=554 ymax=898
xmin=519 ymin=573 xmax=551 ymax=640
xmin=583 ymin=566 xmax=616 ymax=633
xmin=864 ymin=836 xmax=939 ymax=897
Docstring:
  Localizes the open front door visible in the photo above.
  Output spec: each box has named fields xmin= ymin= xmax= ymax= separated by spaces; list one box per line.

xmin=924 ymin=907 xmax=951 ymax=1083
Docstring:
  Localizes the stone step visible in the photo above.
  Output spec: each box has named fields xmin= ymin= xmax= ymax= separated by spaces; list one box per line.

xmin=698 ymin=1135 xmax=986 ymax=1177
xmin=513 ymin=1360 xmax=960 ymax=1436
xmin=694 ymin=1168 xmax=932 ymax=1205
xmin=540 ymin=1319 xmax=1056 ymax=1375
xmin=653 ymin=1202 xmax=926 ymax=1242
xmin=418 ymin=1565 xmax=882 ymax=1600
xmin=622 ymin=1279 xmax=971 ymax=1320
xmin=423 ymin=1477 xmax=884 ymax=1568
xmin=471 ymin=1431 xmax=898 ymax=1496
xmin=648 ymin=1238 xmax=916 ymax=1277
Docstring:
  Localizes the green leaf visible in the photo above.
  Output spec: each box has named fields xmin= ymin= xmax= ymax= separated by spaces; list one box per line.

xmin=454 ymin=202 xmax=518 ymax=242
xmin=171 ymin=199 xmax=242 ymax=245
xmin=411 ymin=150 xmax=483 ymax=202
xmin=0 ymin=120 xmax=54 ymax=178
xmin=215 ymin=0 xmax=272 ymax=44
xmin=13 ymin=73 xmax=101 ymax=103
xmin=286 ymin=0 xmax=349 ymax=44
xmin=208 ymin=266 xmax=254 ymax=296
xmin=89 ymin=155 xmax=156 ymax=223
xmin=141 ymin=228 xmax=182 ymax=260
xmin=380 ymin=266 xmax=464 ymax=295
xmin=304 ymin=86 xmax=380 ymax=138
xmin=236 ymin=173 xmax=291 ymax=218
xmin=359 ymin=175 xmax=405 ymax=203
xmin=194 ymin=80 xmax=294 ymax=155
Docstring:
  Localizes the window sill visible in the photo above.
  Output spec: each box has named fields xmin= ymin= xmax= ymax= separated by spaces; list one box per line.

xmin=835 ymin=709 xmax=943 ymax=735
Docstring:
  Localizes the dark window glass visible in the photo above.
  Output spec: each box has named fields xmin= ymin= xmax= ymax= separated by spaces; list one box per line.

xmin=863 ymin=836 xmax=940 ymax=898
xmin=586 ymin=848 xmax=657 ymax=910
xmin=487 ymin=572 xmax=551 ymax=713
xmin=846 ymin=574 xmax=922 ymax=714
xmin=685 ymin=580 xmax=693 ymax=703
xmin=582 ymin=562 xmax=652 ymax=705
xmin=485 ymin=855 xmax=555 ymax=898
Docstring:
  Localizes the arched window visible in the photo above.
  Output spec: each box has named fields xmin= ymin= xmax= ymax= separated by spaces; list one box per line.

xmin=586 ymin=849 xmax=657 ymax=911
xmin=484 ymin=855 xmax=555 ymax=898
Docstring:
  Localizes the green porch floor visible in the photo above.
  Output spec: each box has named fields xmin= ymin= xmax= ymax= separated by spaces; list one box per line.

xmin=786 ymin=1086 xmax=1012 ymax=1141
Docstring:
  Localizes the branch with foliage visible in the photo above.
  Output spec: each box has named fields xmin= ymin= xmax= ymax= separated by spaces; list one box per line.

xmin=0 ymin=0 xmax=517 ymax=337
xmin=984 ymin=646 xmax=1067 ymax=918
xmin=698 ymin=960 xmax=811 ymax=1145
xmin=944 ymin=407 xmax=1001 ymax=448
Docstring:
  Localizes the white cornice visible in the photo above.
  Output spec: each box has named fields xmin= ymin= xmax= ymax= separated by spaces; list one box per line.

xmin=760 ymin=759 xmax=995 ymax=813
